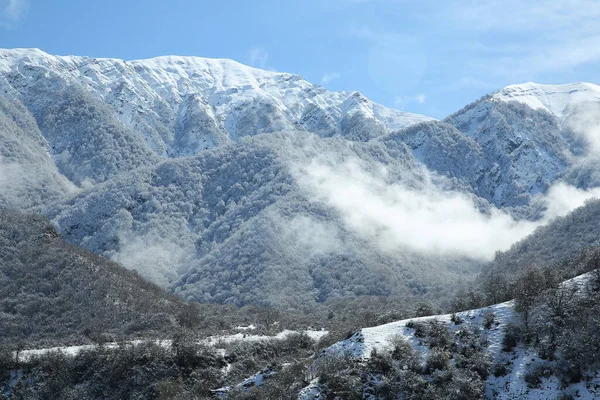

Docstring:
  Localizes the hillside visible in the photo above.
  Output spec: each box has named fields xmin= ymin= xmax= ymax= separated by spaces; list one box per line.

xmin=300 ymin=270 xmax=600 ymax=399
xmin=483 ymin=199 xmax=600 ymax=280
xmin=44 ymin=131 xmax=483 ymax=306
xmin=3 ymin=48 xmax=600 ymax=309
xmin=0 ymin=212 xmax=187 ymax=347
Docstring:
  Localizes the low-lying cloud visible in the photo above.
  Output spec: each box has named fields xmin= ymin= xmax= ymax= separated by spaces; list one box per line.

xmin=564 ymin=101 xmax=600 ymax=155
xmin=295 ymin=158 xmax=600 ymax=260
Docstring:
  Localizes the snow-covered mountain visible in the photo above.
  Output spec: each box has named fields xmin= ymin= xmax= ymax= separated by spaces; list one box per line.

xmin=493 ymin=82 xmax=600 ymax=121
xmin=0 ymin=48 xmax=431 ymax=158
xmin=2 ymin=47 xmax=600 ymax=307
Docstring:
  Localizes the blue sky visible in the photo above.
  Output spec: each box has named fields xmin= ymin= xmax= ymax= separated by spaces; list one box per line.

xmin=2 ymin=0 xmax=600 ymax=118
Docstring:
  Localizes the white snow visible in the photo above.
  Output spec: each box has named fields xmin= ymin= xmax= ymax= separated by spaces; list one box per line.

xmin=0 ymin=48 xmax=433 ymax=156
xmin=15 ymin=329 xmax=328 ymax=362
xmin=203 ymin=329 xmax=329 ymax=346
xmin=325 ymin=301 xmax=515 ymax=360
xmin=313 ymin=272 xmax=600 ymax=399
xmin=493 ymin=82 xmax=600 ymax=121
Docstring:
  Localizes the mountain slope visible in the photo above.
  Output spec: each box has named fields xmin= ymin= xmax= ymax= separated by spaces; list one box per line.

xmin=0 ymin=48 xmax=432 ymax=159
xmin=304 ymin=271 xmax=600 ymax=399
xmin=485 ymin=198 xmax=600 ymax=277
xmin=4 ymin=48 xmax=600 ymax=309
xmin=0 ymin=212 xmax=186 ymax=346
xmin=493 ymin=82 xmax=600 ymax=121
xmin=43 ymin=131 xmax=482 ymax=306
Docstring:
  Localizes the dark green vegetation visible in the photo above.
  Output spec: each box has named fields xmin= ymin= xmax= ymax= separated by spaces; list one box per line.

xmin=0 ymin=211 xmax=447 ymax=399
xmin=486 ymin=198 xmax=600 ymax=279
xmin=0 ymin=212 xmax=184 ymax=347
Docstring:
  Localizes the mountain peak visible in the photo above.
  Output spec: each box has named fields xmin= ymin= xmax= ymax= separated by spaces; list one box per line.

xmin=493 ymin=81 xmax=600 ymax=119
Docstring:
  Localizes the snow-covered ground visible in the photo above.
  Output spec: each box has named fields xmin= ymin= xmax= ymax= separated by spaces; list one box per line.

xmin=304 ymin=272 xmax=600 ymax=399
xmin=16 ymin=329 xmax=328 ymax=362
xmin=204 ymin=328 xmax=329 ymax=346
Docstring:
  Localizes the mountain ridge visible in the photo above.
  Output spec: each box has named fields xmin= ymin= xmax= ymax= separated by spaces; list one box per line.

xmin=3 ymin=48 xmax=600 ymax=307
xmin=0 ymin=47 xmax=433 ymax=158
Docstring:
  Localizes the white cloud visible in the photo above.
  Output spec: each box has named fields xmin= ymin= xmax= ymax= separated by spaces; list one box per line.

xmin=442 ymin=0 xmax=600 ymax=34
xmin=247 ymin=47 xmax=272 ymax=70
xmin=393 ymin=94 xmax=426 ymax=109
xmin=543 ymin=183 xmax=600 ymax=221
xmin=0 ymin=0 xmax=28 ymax=29
xmin=294 ymin=157 xmax=600 ymax=261
xmin=434 ymin=0 xmax=600 ymax=81
xmin=563 ymin=101 xmax=600 ymax=155
xmin=320 ymin=72 xmax=341 ymax=85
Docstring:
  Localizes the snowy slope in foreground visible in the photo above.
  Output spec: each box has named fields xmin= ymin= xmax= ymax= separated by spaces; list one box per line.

xmin=493 ymin=82 xmax=600 ymax=120
xmin=307 ymin=274 xmax=599 ymax=400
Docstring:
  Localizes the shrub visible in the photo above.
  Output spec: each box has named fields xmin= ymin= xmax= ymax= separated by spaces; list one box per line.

xmin=407 ymin=321 xmax=429 ymax=339
xmin=425 ymin=350 xmax=450 ymax=374
xmin=445 ymin=368 xmax=485 ymax=400
xmin=389 ymin=335 xmax=421 ymax=372
xmin=368 ymin=348 xmax=393 ymax=375
xmin=468 ymin=352 xmax=492 ymax=380
xmin=426 ymin=320 xmax=453 ymax=350
xmin=483 ymin=311 xmax=497 ymax=329
xmin=320 ymin=369 xmax=363 ymax=400
xmin=502 ymin=323 xmax=522 ymax=352
xmin=524 ymin=362 xmax=553 ymax=388
xmin=450 ymin=313 xmax=463 ymax=325
xmin=556 ymin=393 xmax=575 ymax=400
xmin=493 ymin=361 xmax=510 ymax=377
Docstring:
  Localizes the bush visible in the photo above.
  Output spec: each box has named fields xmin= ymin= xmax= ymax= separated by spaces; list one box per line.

xmin=406 ymin=320 xmax=429 ymax=339
xmin=502 ymin=323 xmax=522 ymax=352
xmin=524 ymin=362 xmax=553 ymax=388
xmin=368 ymin=348 xmax=393 ymax=375
xmin=426 ymin=320 xmax=453 ymax=350
xmin=425 ymin=350 xmax=450 ymax=374
xmin=450 ymin=313 xmax=463 ymax=325
xmin=320 ymin=369 xmax=363 ymax=400
xmin=455 ymin=352 xmax=491 ymax=380
xmin=389 ymin=335 xmax=421 ymax=372
xmin=444 ymin=368 xmax=485 ymax=400
xmin=493 ymin=361 xmax=510 ymax=377
xmin=483 ymin=311 xmax=497 ymax=329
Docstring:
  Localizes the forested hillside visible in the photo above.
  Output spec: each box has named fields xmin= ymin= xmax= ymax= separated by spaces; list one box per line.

xmin=3 ymin=49 xmax=600 ymax=312
xmin=0 ymin=212 xmax=191 ymax=347
xmin=483 ymin=199 xmax=600 ymax=280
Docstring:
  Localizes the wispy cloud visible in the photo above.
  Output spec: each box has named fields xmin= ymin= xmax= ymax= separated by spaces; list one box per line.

xmin=247 ymin=47 xmax=274 ymax=70
xmin=350 ymin=27 xmax=427 ymax=93
xmin=320 ymin=72 xmax=341 ymax=85
xmin=393 ymin=94 xmax=426 ymax=109
xmin=435 ymin=0 xmax=600 ymax=82
xmin=0 ymin=0 xmax=28 ymax=29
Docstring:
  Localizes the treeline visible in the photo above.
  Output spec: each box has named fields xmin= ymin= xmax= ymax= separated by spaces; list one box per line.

xmin=452 ymin=243 xmax=600 ymax=312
